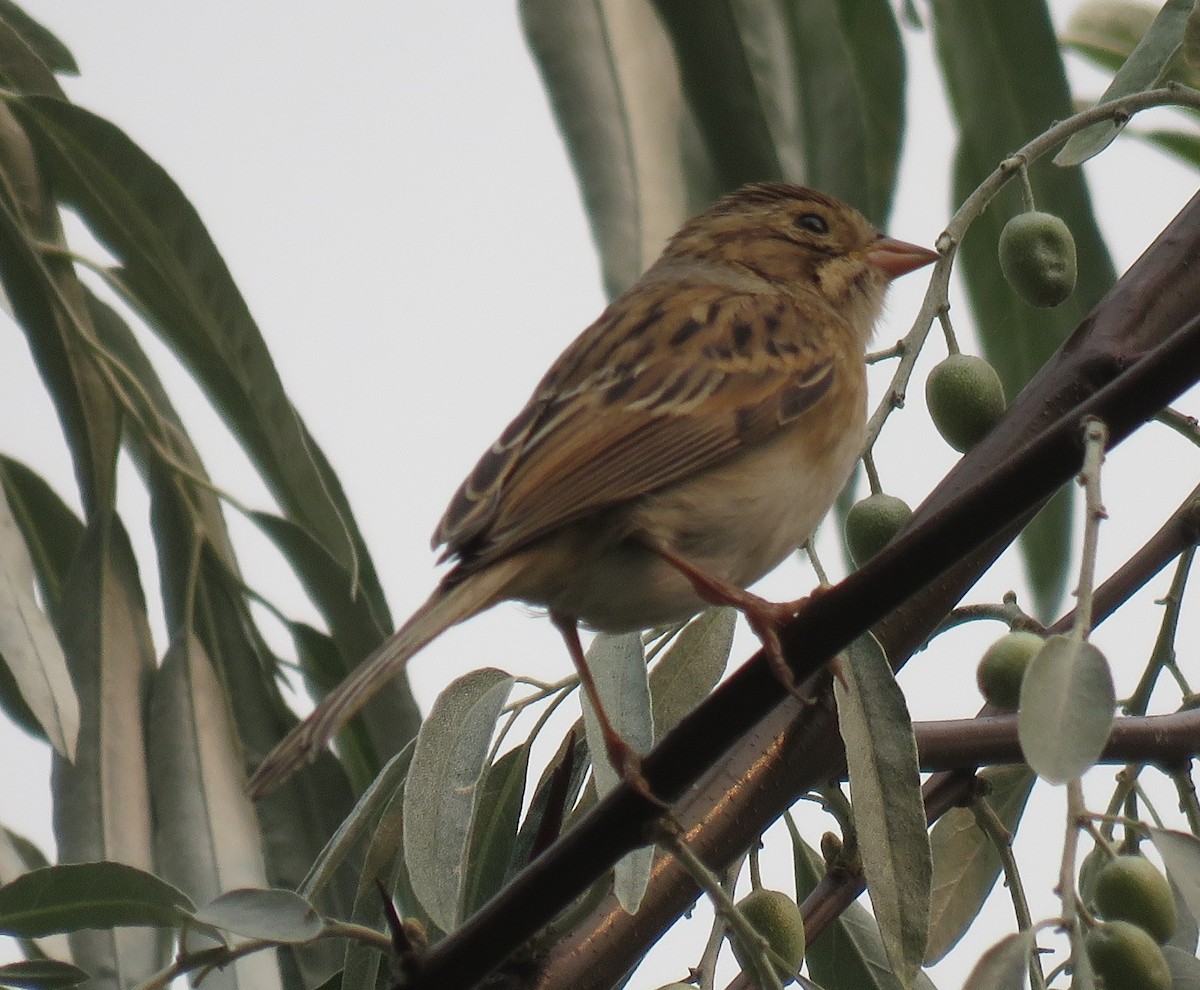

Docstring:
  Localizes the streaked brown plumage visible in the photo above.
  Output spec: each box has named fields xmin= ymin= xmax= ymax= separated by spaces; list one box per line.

xmin=250 ymin=183 xmax=937 ymax=796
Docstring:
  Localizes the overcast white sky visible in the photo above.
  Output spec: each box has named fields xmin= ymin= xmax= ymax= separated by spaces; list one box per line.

xmin=1 ymin=3 xmax=1198 ymax=986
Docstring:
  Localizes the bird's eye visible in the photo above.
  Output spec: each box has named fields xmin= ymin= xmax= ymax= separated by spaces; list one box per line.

xmin=794 ymin=212 xmax=829 ymax=235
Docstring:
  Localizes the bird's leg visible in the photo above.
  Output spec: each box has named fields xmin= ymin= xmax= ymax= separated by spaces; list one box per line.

xmin=641 ymin=537 xmax=806 ymax=694
xmin=550 ymin=613 xmax=665 ymax=808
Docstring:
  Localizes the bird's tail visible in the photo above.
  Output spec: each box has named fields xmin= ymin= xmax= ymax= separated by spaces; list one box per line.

xmin=249 ymin=558 xmax=523 ymax=797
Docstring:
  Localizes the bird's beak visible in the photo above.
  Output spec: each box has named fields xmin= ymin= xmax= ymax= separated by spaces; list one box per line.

xmin=863 ymin=236 xmax=940 ymax=278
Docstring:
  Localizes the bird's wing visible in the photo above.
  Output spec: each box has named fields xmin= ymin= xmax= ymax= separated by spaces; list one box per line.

xmin=433 ymin=281 xmax=851 ymax=567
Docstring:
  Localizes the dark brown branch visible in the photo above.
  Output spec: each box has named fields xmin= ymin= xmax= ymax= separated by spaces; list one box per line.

xmin=913 ymin=709 xmax=1200 ymax=771
xmin=400 ymin=191 xmax=1200 ymax=990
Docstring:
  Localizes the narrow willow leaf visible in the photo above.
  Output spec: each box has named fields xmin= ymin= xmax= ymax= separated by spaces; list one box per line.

xmin=190 ymin=889 xmax=323 ymax=945
xmin=0 ymin=481 xmax=77 ymax=757
xmin=519 ymin=0 xmax=703 ymax=296
xmin=1017 ymin=635 xmax=1114 ymax=784
xmin=0 ymin=458 xmax=83 ymax=626
xmin=0 ymin=99 xmax=119 ymax=517
xmin=51 ymin=515 xmax=160 ymax=985
xmin=0 ymin=827 xmax=70 ymax=963
xmin=404 ymin=668 xmax=513 ymax=932
xmin=461 ymin=745 xmax=530 ymax=919
xmin=1163 ymin=944 xmax=1200 ymax=986
xmin=962 ymin=930 xmax=1035 ymax=989
xmin=1056 ymin=0 xmax=1195 ymax=166
xmin=0 ymin=862 xmax=191 ymax=937
xmin=926 ymin=767 xmax=1036 ymax=963
xmin=0 ymin=958 xmax=89 ymax=990
xmin=1060 ymin=0 xmax=1156 ymax=72
xmin=0 ymin=1 xmax=77 ymax=75
xmin=12 ymin=95 xmax=381 ymax=612
xmin=931 ymin=0 xmax=1117 ymax=620
xmin=0 ymin=12 xmax=65 ymax=98
xmin=342 ymin=784 xmax=416 ymax=990
xmin=509 ymin=728 xmax=590 ymax=878
xmin=834 ymin=634 xmax=931 ymax=986
xmin=787 ymin=0 xmax=905 ymax=225
xmin=86 ymin=293 xmax=358 ymax=959
xmin=649 ymin=607 xmax=735 ymax=736
xmin=650 ymin=0 xmax=790 ymax=187
xmin=1138 ymin=128 xmax=1200 ymax=169
xmin=251 ymin=511 xmax=419 ymax=762
xmin=1151 ymin=828 xmax=1200 ymax=922
xmin=299 ymin=743 xmax=413 ymax=901
xmin=1167 ymin=871 xmax=1200 ymax=954
xmin=579 ymin=631 xmax=654 ymax=914
xmin=793 ymin=836 xmax=938 ymax=990
xmin=147 ymin=637 xmax=281 ymax=970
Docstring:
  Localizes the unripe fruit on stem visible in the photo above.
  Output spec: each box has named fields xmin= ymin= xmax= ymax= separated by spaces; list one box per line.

xmin=998 ymin=211 xmax=1077 ymax=307
xmin=731 ymin=889 xmax=806 ymax=978
xmin=1085 ymin=920 xmax=1172 ymax=990
xmin=925 ymin=354 xmax=1006 ymax=453
xmin=976 ymin=631 xmax=1043 ymax=710
xmin=845 ymin=493 xmax=911 ymax=567
xmin=1093 ymin=855 xmax=1178 ymax=943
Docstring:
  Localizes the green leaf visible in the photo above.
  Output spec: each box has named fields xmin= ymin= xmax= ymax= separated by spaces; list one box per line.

xmin=461 ymin=745 xmax=530 ymax=919
xmin=190 ymin=888 xmax=324 ymax=945
xmin=0 ymin=862 xmax=192 ymax=937
xmin=834 ymin=634 xmax=931 ymax=986
xmin=649 ymin=607 xmax=736 ymax=737
xmin=1163 ymin=944 xmax=1200 ymax=986
xmin=85 ymin=293 xmax=358 ymax=951
xmin=1138 ymin=127 xmax=1200 ymax=169
xmin=0 ymin=12 xmax=65 ymax=98
xmin=580 ymin=631 xmax=654 ymax=915
xmin=299 ymin=743 xmax=413 ymax=902
xmin=1060 ymin=0 xmax=1157 ymax=73
xmin=147 ymin=636 xmax=272 ymax=904
xmin=509 ymin=728 xmax=589 ymax=878
xmin=341 ymin=785 xmax=411 ymax=990
xmin=930 ymin=0 xmax=1117 ymax=620
xmin=925 ymin=767 xmax=1036 ymax=963
xmin=1150 ymin=828 xmax=1200 ymax=923
xmin=1017 ymin=634 xmax=1114 ymax=783
xmin=0 ymin=478 xmax=77 ymax=756
xmin=11 ymin=95 xmax=382 ymax=612
xmin=961 ymin=930 xmax=1035 ymax=989
xmin=0 ymin=2 xmax=77 ymax=75
xmin=786 ymin=0 xmax=906 ymax=225
xmin=0 ymin=458 xmax=82 ymax=625
xmin=792 ymin=833 xmax=938 ymax=990
xmin=52 ymin=514 xmax=161 ymax=983
xmin=0 ymin=99 xmax=120 ymax=516
xmin=650 ymin=0 xmax=789 ymax=188
xmin=403 ymin=668 xmax=513 ymax=932
xmin=0 ymin=959 xmax=89 ymax=990
xmin=1056 ymin=0 xmax=1195 ymax=166
xmin=519 ymin=0 xmax=711 ymax=296
xmin=251 ymin=511 xmax=420 ymax=766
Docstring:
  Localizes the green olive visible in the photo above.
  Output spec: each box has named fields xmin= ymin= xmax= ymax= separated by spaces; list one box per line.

xmin=925 ymin=354 xmax=1006 ymax=453
xmin=976 ymin=631 xmax=1043 ymax=710
xmin=845 ymin=493 xmax=912 ymax=567
xmin=1093 ymin=854 xmax=1178 ymax=944
xmin=998 ymin=211 xmax=1078 ymax=307
xmin=1085 ymin=920 xmax=1172 ymax=990
xmin=731 ymin=888 xmax=806 ymax=977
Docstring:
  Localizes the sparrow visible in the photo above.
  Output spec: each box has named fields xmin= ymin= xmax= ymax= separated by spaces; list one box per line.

xmin=249 ymin=183 xmax=937 ymax=797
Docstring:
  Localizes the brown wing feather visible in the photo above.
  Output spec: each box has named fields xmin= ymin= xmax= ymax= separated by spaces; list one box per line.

xmin=434 ymin=279 xmax=844 ymax=568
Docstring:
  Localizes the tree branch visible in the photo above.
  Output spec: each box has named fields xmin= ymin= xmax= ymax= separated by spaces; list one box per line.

xmin=400 ymin=190 xmax=1200 ymax=990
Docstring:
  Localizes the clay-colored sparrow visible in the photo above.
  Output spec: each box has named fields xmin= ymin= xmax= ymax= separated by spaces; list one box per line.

xmin=250 ymin=183 xmax=937 ymax=796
